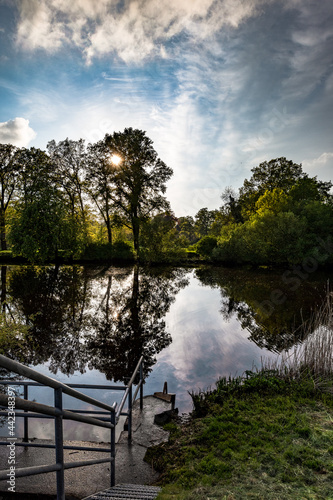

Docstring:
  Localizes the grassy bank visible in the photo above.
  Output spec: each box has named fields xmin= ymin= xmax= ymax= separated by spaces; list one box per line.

xmin=146 ymin=294 xmax=333 ymax=499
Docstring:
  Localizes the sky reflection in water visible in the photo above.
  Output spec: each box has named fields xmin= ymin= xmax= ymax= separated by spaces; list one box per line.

xmin=1 ymin=264 xmax=329 ymax=441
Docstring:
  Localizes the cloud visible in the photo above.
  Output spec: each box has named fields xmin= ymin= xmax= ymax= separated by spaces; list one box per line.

xmin=302 ymin=152 xmax=333 ymax=170
xmin=15 ymin=0 xmax=270 ymax=62
xmin=0 ymin=117 xmax=36 ymax=146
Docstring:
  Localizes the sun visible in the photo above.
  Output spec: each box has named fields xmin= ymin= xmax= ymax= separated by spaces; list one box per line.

xmin=110 ymin=154 xmax=122 ymax=166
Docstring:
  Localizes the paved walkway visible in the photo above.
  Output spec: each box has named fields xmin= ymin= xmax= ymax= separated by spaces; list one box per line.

xmin=0 ymin=396 xmax=171 ymax=499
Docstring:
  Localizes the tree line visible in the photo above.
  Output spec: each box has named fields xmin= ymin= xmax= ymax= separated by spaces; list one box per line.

xmin=0 ymin=128 xmax=172 ymax=262
xmin=1 ymin=128 xmax=332 ymax=266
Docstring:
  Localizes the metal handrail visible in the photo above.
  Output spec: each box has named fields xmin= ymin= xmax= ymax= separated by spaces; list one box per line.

xmin=0 ymin=353 xmax=144 ymax=500
xmin=0 ymin=395 xmax=114 ymax=428
xmin=0 ymin=355 xmax=116 ymax=412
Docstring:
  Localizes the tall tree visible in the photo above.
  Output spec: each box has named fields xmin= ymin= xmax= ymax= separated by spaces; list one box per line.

xmin=86 ymin=140 xmax=117 ymax=245
xmin=95 ymin=128 xmax=173 ymax=255
xmin=194 ymin=208 xmax=216 ymax=238
xmin=9 ymin=148 xmax=71 ymax=262
xmin=0 ymin=144 xmax=20 ymax=250
xmin=239 ymin=157 xmax=332 ymax=219
xmin=47 ymin=138 xmax=89 ymax=252
xmin=47 ymin=138 xmax=87 ymax=221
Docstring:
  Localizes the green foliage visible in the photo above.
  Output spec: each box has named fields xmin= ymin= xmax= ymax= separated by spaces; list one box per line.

xmin=81 ymin=241 xmax=134 ymax=261
xmin=140 ymin=213 xmax=187 ymax=263
xmin=176 ymin=216 xmax=197 ymax=245
xmin=9 ymin=196 xmax=68 ymax=263
xmin=196 ymin=236 xmax=218 ymax=259
xmin=147 ymin=371 xmax=333 ymax=500
xmin=194 ymin=208 xmax=218 ymax=239
xmin=0 ymin=310 xmax=28 ymax=356
xmin=102 ymin=127 xmax=173 ymax=254
xmin=212 ymin=158 xmax=333 ymax=266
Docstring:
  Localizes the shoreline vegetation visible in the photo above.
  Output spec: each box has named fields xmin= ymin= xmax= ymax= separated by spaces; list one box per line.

xmin=0 ymin=137 xmax=332 ymax=269
xmin=146 ymin=292 xmax=333 ymax=500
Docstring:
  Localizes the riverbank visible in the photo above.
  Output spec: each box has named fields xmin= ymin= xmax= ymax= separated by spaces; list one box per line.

xmin=146 ymin=301 xmax=333 ymax=499
xmin=146 ymin=371 xmax=333 ymax=500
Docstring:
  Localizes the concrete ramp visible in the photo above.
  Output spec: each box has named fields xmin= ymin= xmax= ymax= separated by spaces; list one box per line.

xmin=0 ymin=396 xmax=171 ymax=499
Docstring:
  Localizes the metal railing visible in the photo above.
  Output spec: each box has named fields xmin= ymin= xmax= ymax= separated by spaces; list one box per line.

xmin=0 ymin=354 xmax=144 ymax=500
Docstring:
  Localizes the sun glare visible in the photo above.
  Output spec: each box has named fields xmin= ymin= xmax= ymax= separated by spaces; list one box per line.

xmin=110 ymin=154 xmax=122 ymax=166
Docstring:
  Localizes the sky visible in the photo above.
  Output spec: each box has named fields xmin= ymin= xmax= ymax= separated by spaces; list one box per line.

xmin=0 ymin=0 xmax=332 ymax=216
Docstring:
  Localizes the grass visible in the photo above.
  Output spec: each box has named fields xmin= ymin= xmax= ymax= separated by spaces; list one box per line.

xmin=145 ymin=292 xmax=333 ymax=499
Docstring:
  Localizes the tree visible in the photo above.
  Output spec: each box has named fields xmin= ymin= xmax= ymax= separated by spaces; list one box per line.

xmin=239 ymin=157 xmax=332 ymax=220
xmin=140 ymin=212 xmax=186 ymax=262
xmin=9 ymin=148 xmax=72 ymax=262
xmin=48 ymin=138 xmax=90 ymax=253
xmin=102 ymin=127 xmax=173 ymax=255
xmin=0 ymin=144 xmax=20 ymax=250
xmin=86 ymin=140 xmax=118 ymax=245
xmin=177 ymin=216 xmax=196 ymax=244
xmin=48 ymin=138 xmax=88 ymax=217
xmin=220 ymin=187 xmax=243 ymax=225
xmin=194 ymin=208 xmax=216 ymax=238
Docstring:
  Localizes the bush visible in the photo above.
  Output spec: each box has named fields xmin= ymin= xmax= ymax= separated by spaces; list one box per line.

xmin=81 ymin=241 xmax=134 ymax=261
xmin=196 ymin=236 xmax=218 ymax=259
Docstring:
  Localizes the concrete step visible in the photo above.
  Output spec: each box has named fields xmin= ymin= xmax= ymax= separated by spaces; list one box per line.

xmin=83 ymin=483 xmax=161 ymax=499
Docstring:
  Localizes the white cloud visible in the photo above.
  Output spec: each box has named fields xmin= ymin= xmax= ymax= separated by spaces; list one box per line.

xmin=0 ymin=117 xmax=36 ymax=146
xmin=16 ymin=0 xmax=64 ymax=51
xmin=302 ymin=152 xmax=333 ymax=170
xmin=15 ymin=0 xmax=270 ymax=62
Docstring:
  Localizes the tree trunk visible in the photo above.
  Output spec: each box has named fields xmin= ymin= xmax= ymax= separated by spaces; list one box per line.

xmin=132 ymin=216 xmax=140 ymax=257
xmin=1 ymin=265 xmax=7 ymax=312
xmin=0 ymin=208 xmax=7 ymax=251
xmin=106 ymin=217 xmax=112 ymax=246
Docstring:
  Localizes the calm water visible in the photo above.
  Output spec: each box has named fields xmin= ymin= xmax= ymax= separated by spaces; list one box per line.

xmin=0 ymin=264 xmax=331 ymax=440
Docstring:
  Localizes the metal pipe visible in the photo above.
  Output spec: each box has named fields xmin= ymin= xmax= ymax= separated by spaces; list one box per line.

xmin=0 ymin=355 xmax=115 ymax=413
xmin=0 ymin=409 xmax=110 ymax=416
xmin=0 ymin=463 xmax=62 ymax=481
xmin=115 ymin=356 xmax=143 ymax=420
xmin=23 ymin=384 xmax=29 ymax=442
xmin=110 ymin=409 xmax=116 ymax=487
xmin=0 ymin=395 xmax=114 ymax=429
xmin=116 ymin=386 xmax=129 ymax=420
xmin=0 ymin=458 xmax=113 ymax=481
xmin=128 ymin=384 xmax=132 ymax=443
xmin=127 ymin=356 xmax=144 ymax=390
xmin=54 ymin=387 xmax=65 ymax=500
xmin=0 ymin=380 xmax=127 ymax=390
xmin=132 ymin=379 xmax=142 ymax=404
xmin=140 ymin=361 xmax=143 ymax=410
xmin=0 ymin=441 xmax=112 ymax=452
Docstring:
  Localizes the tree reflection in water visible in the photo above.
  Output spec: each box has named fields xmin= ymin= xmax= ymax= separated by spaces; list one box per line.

xmin=1 ymin=263 xmax=330 ymax=386
xmin=1 ymin=264 xmax=188 ymax=383
xmin=195 ymin=266 xmax=328 ymax=352
xmin=86 ymin=265 xmax=189 ymax=381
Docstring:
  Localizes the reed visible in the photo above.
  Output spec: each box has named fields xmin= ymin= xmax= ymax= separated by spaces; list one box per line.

xmin=266 ymin=288 xmax=333 ymax=392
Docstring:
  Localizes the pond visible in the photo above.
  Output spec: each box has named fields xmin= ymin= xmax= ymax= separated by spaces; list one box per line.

xmin=0 ymin=263 xmax=331 ymax=440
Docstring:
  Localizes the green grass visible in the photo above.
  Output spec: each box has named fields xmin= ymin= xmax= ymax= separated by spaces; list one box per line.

xmin=145 ymin=374 xmax=333 ymax=499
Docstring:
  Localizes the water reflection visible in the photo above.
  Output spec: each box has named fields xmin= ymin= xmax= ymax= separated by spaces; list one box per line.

xmin=2 ymin=264 xmax=189 ymax=383
xmin=86 ymin=265 xmax=189 ymax=381
xmin=195 ymin=267 xmax=327 ymax=352
xmin=0 ymin=264 xmax=331 ymax=417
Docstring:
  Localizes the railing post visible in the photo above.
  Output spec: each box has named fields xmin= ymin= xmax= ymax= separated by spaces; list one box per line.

xmin=23 ymin=385 xmax=29 ymax=442
xmin=110 ymin=410 xmax=116 ymax=487
xmin=128 ymin=384 xmax=132 ymax=443
xmin=140 ymin=361 xmax=143 ymax=411
xmin=54 ymin=388 xmax=65 ymax=500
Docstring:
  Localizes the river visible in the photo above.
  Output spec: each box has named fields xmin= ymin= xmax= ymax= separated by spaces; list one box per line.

xmin=0 ymin=263 xmax=331 ymax=440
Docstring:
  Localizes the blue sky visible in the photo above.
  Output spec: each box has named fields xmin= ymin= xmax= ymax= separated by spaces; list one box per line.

xmin=0 ymin=0 xmax=332 ymax=215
